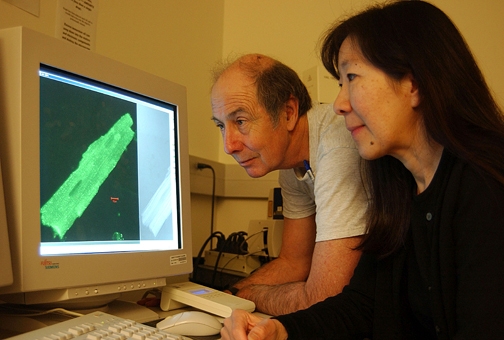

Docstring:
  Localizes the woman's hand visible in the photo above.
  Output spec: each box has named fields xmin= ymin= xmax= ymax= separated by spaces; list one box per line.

xmin=220 ymin=309 xmax=288 ymax=340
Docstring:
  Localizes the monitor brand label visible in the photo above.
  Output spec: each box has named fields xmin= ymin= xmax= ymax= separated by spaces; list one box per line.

xmin=41 ymin=259 xmax=60 ymax=269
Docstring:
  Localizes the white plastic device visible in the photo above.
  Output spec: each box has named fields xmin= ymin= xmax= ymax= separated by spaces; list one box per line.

xmin=160 ymin=282 xmax=255 ymax=318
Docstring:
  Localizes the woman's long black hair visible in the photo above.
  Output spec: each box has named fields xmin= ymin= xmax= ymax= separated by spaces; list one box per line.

xmin=321 ymin=0 xmax=504 ymax=257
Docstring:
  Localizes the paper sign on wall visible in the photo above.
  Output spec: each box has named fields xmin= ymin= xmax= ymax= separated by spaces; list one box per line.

xmin=56 ymin=0 xmax=99 ymax=51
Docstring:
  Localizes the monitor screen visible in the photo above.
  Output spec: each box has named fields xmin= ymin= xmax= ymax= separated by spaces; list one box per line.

xmin=39 ymin=65 xmax=180 ymax=256
xmin=0 ymin=26 xmax=193 ymax=309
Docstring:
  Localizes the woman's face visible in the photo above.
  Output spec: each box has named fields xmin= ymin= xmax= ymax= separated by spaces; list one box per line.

xmin=333 ymin=37 xmax=422 ymax=163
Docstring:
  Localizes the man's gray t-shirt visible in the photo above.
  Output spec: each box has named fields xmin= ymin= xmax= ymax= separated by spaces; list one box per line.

xmin=279 ymin=104 xmax=367 ymax=242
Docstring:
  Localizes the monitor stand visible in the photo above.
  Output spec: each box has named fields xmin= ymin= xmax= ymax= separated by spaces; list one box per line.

xmin=107 ymin=299 xmax=160 ymax=323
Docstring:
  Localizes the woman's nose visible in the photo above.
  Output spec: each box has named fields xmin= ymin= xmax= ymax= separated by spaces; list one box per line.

xmin=333 ymin=86 xmax=350 ymax=116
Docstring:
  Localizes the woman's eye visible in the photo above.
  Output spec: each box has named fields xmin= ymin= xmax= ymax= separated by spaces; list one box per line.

xmin=347 ymin=74 xmax=356 ymax=81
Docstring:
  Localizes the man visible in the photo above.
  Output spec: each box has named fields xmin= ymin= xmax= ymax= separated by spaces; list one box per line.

xmin=210 ymin=54 xmax=367 ymax=316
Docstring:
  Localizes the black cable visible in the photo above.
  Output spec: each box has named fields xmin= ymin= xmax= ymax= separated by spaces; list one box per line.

xmin=191 ymin=231 xmax=225 ymax=283
xmin=241 ymin=228 xmax=266 ymax=254
xmin=219 ymin=253 xmax=240 ymax=288
xmin=211 ymin=231 xmax=248 ymax=287
xmin=197 ymin=163 xmax=216 ymax=249
xmin=211 ymin=232 xmax=238 ymax=287
xmin=218 ymin=249 xmax=268 ymax=289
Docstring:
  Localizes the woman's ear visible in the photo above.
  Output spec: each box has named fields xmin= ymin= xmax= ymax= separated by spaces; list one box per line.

xmin=408 ymin=74 xmax=421 ymax=108
xmin=284 ymin=95 xmax=299 ymax=131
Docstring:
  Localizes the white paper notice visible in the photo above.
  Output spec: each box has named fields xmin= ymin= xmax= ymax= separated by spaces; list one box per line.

xmin=56 ymin=0 xmax=99 ymax=51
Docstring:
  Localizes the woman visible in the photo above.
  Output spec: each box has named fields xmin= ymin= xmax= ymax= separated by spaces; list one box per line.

xmin=220 ymin=1 xmax=504 ymax=339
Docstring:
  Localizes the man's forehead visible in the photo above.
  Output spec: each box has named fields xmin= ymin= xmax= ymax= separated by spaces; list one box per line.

xmin=212 ymin=70 xmax=258 ymax=105
xmin=215 ymin=66 xmax=255 ymax=91
xmin=211 ymin=92 xmax=258 ymax=118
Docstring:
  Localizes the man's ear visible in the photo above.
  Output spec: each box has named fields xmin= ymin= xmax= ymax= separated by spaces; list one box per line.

xmin=284 ymin=95 xmax=299 ymax=131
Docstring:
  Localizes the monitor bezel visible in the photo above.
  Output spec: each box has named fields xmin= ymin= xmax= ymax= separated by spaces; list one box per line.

xmin=0 ymin=26 xmax=193 ymax=305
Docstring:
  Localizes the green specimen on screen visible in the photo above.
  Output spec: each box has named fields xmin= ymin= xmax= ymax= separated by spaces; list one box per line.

xmin=40 ymin=113 xmax=135 ymax=239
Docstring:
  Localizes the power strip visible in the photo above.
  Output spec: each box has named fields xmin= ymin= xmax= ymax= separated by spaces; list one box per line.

xmin=203 ymin=250 xmax=261 ymax=275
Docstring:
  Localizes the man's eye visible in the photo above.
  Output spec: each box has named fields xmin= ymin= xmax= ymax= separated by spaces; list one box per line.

xmin=347 ymin=74 xmax=356 ymax=81
xmin=236 ymin=119 xmax=245 ymax=126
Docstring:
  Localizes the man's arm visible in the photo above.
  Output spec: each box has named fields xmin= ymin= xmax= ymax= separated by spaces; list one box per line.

xmin=231 ymin=215 xmax=363 ymax=316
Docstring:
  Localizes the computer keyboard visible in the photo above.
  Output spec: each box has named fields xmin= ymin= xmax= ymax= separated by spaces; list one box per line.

xmin=7 ymin=311 xmax=194 ymax=340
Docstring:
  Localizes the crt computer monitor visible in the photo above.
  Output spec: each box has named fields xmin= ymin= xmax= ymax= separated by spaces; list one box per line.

xmin=0 ymin=27 xmax=193 ymax=308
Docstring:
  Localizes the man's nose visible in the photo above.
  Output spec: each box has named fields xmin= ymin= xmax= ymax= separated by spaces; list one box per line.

xmin=223 ymin=128 xmax=242 ymax=154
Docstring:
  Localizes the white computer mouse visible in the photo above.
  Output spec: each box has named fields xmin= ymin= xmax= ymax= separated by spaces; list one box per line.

xmin=156 ymin=311 xmax=222 ymax=336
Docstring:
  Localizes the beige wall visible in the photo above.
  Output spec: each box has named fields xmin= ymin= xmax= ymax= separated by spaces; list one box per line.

xmin=1 ymin=0 xmax=503 ymax=253
xmin=0 ymin=0 xmax=225 ymax=161
xmin=219 ymin=0 xmax=504 ymax=163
